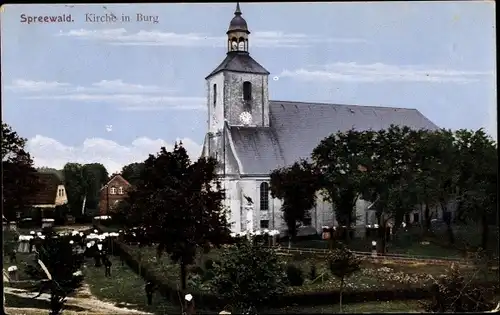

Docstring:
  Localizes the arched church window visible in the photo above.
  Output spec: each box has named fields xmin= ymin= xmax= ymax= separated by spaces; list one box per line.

xmin=238 ymin=37 xmax=245 ymax=51
xmin=213 ymin=84 xmax=217 ymax=107
xmin=231 ymin=38 xmax=238 ymax=51
xmin=260 ymin=182 xmax=269 ymax=211
xmin=243 ymin=81 xmax=252 ymax=101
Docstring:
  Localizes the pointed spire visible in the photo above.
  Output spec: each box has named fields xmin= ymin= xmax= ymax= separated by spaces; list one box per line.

xmin=235 ymin=2 xmax=242 ymax=16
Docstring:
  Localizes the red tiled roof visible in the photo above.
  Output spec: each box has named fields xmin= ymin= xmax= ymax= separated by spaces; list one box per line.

xmin=27 ymin=173 xmax=63 ymax=205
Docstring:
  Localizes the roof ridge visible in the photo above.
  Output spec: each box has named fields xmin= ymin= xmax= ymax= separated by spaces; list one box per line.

xmin=269 ymin=99 xmax=417 ymax=111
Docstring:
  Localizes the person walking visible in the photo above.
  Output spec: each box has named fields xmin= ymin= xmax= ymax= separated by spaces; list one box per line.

xmin=145 ymin=281 xmax=154 ymax=305
xmin=103 ymin=257 xmax=112 ymax=277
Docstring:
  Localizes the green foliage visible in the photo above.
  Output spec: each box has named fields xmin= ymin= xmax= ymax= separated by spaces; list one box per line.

xmin=188 ymin=265 xmax=205 ymax=276
xmin=82 ymin=163 xmax=109 ymax=209
xmin=327 ymin=246 xmax=361 ymax=281
xmin=210 ymin=241 xmax=288 ymax=312
xmin=327 ymin=245 xmax=362 ymax=312
xmin=455 ymin=130 xmax=497 ymax=219
xmin=270 ymin=159 xmax=320 ymax=242
xmin=309 ymin=263 xmax=317 ymax=281
xmin=286 ymin=264 xmax=304 ymax=286
xmin=424 ymin=263 xmax=496 ymax=312
xmin=125 ymin=143 xmax=231 ymax=290
xmin=62 ymin=162 xmax=109 ymax=216
xmin=121 ymin=162 xmax=145 ymax=186
xmin=312 ymin=129 xmax=375 ymax=228
xmin=2 ymin=123 xmax=41 ymax=221
xmin=204 ymin=258 xmax=218 ymax=270
xmin=25 ymin=228 xmax=84 ymax=315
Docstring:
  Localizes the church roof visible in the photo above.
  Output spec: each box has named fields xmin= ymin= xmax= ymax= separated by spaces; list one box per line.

xmin=206 ymin=52 xmax=270 ymax=79
xmin=229 ymin=100 xmax=439 ymax=175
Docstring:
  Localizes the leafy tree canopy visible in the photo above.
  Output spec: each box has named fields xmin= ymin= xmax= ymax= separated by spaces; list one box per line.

xmin=210 ymin=241 xmax=288 ymax=313
xmin=126 ymin=143 xmax=231 ymax=290
xmin=312 ymin=129 xmax=376 ymax=229
xmin=121 ymin=162 xmax=145 ymax=186
xmin=62 ymin=162 xmax=109 ymax=216
xmin=270 ymin=159 xmax=320 ymax=243
xmin=2 ymin=123 xmax=41 ymax=220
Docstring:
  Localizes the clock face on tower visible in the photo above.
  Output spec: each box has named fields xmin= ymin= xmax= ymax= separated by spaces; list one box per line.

xmin=239 ymin=111 xmax=252 ymax=125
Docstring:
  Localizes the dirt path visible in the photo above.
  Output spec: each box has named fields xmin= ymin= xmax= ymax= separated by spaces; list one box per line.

xmin=5 ymin=286 xmax=153 ymax=315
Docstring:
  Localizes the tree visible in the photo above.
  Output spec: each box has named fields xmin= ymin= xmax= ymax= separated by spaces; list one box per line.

xmin=210 ymin=240 xmax=288 ymax=313
xmin=82 ymin=163 xmax=109 ymax=210
xmin=62 ymin=163 xmax=86 ymax=216
xmin=121 ymin=162 xmax=145 ymax=186
xmin=327 ymin=245 xmax=361 ymax=312
xmin=312 ymin=129 xmax=375 ymax=242
xmin=127 ymin=144 xmax=231 ymax=290
xmin=25 ymin=228 xmax=84 ymax=315
xmin=454 ymin=129 xmax=497 ymax=251
xmin=363 ymin=126 xmax=424 ymax=251
xmin=62 ymin=163 xmax=109 ymax=217
xmin=2 ymin=123 xmax=41 ymax=221
xmin=270 ymin=160 xmax=320 ymax=248
xmin=423 ymin=263 xmax=495 ymax=312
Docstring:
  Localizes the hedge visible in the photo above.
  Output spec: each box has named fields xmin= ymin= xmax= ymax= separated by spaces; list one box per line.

xmin=95 ymin=224 xmax=498 ymax=310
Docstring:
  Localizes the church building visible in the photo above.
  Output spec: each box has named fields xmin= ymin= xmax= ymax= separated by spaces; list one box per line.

xmin=201 ymin=3 xmax=438 ymax=235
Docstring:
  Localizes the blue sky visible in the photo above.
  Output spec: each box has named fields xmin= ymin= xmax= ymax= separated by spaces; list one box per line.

xmin=1 ymin=2 xmax=496 ymax=173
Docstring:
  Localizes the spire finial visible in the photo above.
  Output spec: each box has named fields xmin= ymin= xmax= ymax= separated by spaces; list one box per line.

xmin=235 ymin=2 xmax=242 ymax=15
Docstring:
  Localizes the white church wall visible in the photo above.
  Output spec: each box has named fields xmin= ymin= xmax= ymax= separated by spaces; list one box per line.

xmin=314 ymin=195 xmax=336 ymax=231
xmin=206 ymin=73 xmax=226 ymax=133
xmin=223 ymin=179 xmax=241 ymax=232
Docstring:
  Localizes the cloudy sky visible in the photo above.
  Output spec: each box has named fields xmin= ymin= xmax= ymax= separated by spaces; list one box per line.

xmin=2 ymin=2 xmax=496 ymax=173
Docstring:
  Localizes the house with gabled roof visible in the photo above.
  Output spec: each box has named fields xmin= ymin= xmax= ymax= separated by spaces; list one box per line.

xmin=27 ymin=172 xmax=68 ymax=217
xmin=201 ymin=3 xmax=439 ymax=234
xmin=99 ymin=173 xmax=132 ymax=215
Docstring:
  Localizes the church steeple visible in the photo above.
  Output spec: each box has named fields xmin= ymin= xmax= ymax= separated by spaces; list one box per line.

xmin=227 ymin=2 xmax=250 ymax=53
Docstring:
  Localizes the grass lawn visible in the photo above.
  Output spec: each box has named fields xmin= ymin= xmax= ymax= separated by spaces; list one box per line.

xmin=83 ymin=256 xmax=181 ymax=315
xmin=267 ymin=299 xmax=425 ymax=313
xmin=125 ymin=244 xmax=433 ymax=292
xmin=123 ymin=242 xmax=498 ymax=297
xmin=291 ymin=237 xmax=464 ymax=258
xmin=84 ymin=248 xmax=428 ymax=314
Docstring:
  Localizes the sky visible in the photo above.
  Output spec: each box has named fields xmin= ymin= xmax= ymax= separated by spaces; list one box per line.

xmin=1 ymin=2 xmax=496 ymax=174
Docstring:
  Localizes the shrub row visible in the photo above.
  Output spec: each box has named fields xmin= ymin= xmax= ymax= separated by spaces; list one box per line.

xmin=95 ymin=224 xmax=497 ymax=310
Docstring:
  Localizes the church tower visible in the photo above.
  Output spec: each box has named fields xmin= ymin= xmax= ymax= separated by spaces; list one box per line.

xmin=205 ymin=2 xmax=270 ymax=134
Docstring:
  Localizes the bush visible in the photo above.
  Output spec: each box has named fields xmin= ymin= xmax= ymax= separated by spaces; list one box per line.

xmin=309 ymin=264 xmax=317 ymax=280
xmin=286 ymin=264 xmax=304 ymax=286
xmin=210 ymin=241 xmax=288 ymax=312
xmin=204 ymin=259 xmax=219 ymax=270
xmin=203 ymin=269 xmax=215 ymax=282
xmin=188 ymin=265 xmax=205 ymax=276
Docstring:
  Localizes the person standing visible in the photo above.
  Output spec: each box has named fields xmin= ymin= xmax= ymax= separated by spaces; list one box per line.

xmin=185 ymin=294 xmax=195 ymax=315
xmin=145 ymin=281 xmax=154 ymax=305
xmin=9 ymin=249 xmax=17 ymax=263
